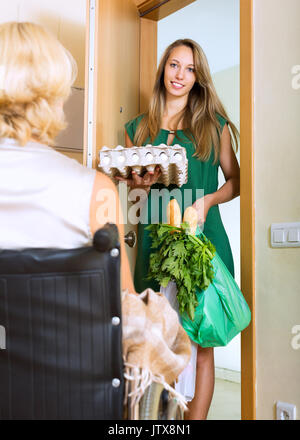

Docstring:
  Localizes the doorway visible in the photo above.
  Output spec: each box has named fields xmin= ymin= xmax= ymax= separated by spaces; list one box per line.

xmin=137 ymin=0 xmax=255 ymax=420
xmin=85 ymin=0 xmax=255 ymax=420
xmin=157 ymin=0 xmax=240 ymax=420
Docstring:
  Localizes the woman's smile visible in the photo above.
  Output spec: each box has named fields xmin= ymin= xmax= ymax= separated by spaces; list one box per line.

xmin=170 ymin=81 xmax=185 ymax=89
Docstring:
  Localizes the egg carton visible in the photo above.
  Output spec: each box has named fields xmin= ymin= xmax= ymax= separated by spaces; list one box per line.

xmin=98 ymin=144 xmax=188 ymax=187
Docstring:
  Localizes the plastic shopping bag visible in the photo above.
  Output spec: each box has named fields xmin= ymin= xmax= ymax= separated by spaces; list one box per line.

xmin=180 ymin=241 xmax=251 ymax=348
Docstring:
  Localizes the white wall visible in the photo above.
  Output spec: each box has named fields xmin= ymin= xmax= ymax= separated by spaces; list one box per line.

xmin=158 ymin=0 xmax=241 ymax=372
xmin=0 ymin=0 xmax=86 ymax=88
xmin=0 ymin=0 xmax=86 ymax=163
xmin=254 ymin=0 xmax=300 ymax=420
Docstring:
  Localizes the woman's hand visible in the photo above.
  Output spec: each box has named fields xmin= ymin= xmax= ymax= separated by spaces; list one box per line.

xmin=115 ymin=166 xmax=161 ymax=192
xmin=192 ymin=194 xmax=214 ymax=226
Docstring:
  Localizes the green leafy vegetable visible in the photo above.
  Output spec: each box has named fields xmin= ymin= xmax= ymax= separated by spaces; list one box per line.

xmin=146 ymin=222 xmax=216 ymax=320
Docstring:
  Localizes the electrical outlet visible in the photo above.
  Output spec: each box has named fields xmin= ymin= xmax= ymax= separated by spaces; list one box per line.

xmin=276 ymin=401 xmax=296 ymax=420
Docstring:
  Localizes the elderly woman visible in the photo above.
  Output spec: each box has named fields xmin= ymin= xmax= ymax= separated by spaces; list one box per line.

xmin=0 ymin=23 xmax=192 ymax=418
xmin=0 ymin=21 xmax=134 ymax=293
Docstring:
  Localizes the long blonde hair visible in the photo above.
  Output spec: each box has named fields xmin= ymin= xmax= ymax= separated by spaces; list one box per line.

xmin=0 ymin=22 xmax=77 ymax=146
xmin=134 ymin=39 xmax=239 ymax=164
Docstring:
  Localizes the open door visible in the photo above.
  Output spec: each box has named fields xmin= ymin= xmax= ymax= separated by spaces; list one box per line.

xmin=84 ymin=0 xmax=140 ymax=268
xmin=84 ymin=0 xmax=140 ymax=168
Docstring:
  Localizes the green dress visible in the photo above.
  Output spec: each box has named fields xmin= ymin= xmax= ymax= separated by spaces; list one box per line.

xmin=125 ymin=114 xmax=235 ymax=293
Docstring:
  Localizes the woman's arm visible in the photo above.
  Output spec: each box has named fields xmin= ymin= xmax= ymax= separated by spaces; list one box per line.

xmin=193 ymin=124 xmax=240 ymax=223
xmin=125 ymin=130 xmax=134 ymax=148
xmin=89 ymin=171 xmax=136 ymax=294
xmin=206 ymin=123 xmax=240 ymax=207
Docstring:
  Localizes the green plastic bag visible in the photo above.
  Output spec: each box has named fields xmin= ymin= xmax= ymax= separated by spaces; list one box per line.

xmin=180 ymin=236 xmax=251 ymax=348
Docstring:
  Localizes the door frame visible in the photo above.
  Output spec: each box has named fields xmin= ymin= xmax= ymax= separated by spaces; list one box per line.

xmin=84 ymin=0 xmax=256 ymax=420
xmin=240 ymin=0 xmax=255 ymax=421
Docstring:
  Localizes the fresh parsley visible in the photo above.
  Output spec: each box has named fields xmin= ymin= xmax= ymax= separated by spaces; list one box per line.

xmin=146 ymin=222 xmax=216 ymax=320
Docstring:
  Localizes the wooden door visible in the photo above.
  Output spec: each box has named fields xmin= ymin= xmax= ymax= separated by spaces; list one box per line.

xmin=84 ymin=0 xmax=140 ymax=273
xmin=84 ymin=0 xmax=140 ymax=168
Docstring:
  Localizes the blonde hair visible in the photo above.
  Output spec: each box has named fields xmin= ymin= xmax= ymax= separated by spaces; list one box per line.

xmin=134 ymin=39 xmax=239 ymax=164
xmin=0 ymin=22 xmax=77 ymax=146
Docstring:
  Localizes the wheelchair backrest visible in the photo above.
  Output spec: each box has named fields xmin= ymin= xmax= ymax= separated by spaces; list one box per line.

xmin=0 ymin=224 xmax=123 ymax=420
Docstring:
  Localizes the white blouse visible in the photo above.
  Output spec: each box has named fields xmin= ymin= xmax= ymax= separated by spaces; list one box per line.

xmin=0 ymin=138 xmax=96 ymax=249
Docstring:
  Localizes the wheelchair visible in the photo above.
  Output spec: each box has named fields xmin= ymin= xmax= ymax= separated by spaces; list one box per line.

xmin=0 ymin=224 xmax=184 ymax=420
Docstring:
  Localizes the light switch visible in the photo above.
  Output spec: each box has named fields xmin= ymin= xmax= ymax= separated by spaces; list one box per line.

xmin=288 ymin=229 xmax=300 ymax=242
xmin=271 ymin=222 xmax=300 ymax=248
xmin=273 ymin=229 xmax=285 ymax=243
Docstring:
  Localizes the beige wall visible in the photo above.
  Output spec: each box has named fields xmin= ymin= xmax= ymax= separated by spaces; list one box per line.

xmin=0 ymin=0 xmax=86 ymax=88
xmin=254 ymin=0 xmax=300 ymax=419
xmin=0 ymin=0 xmax=86 ymax=164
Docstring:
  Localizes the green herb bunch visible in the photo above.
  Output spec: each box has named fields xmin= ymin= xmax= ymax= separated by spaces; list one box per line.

xmin=146 ymin=222 xmax=216 ymax=320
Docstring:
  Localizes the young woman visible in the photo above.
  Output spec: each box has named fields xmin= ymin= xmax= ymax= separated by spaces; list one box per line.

xmin=118 ymin=39 xmax=240 ymax=420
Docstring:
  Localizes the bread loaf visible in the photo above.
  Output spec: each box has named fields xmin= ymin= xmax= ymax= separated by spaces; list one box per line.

xmin=167 ymin=199 xmax=182 ymax=227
